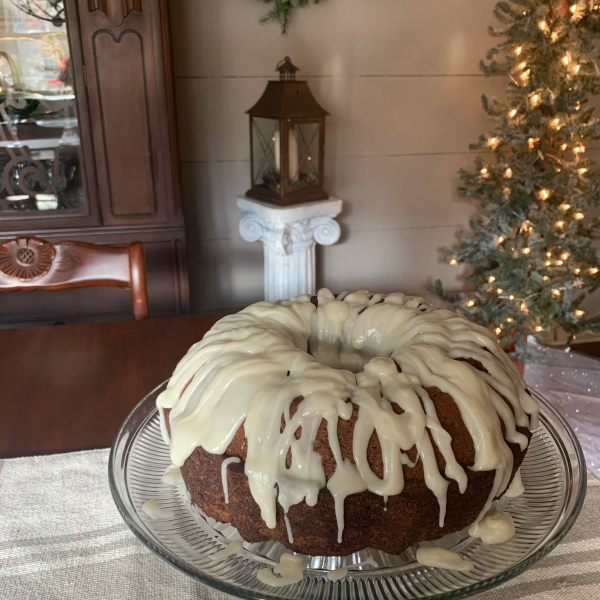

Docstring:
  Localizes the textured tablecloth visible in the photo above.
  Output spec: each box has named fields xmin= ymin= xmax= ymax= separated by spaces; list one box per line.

xmin=0 ymin=448 xmax=598 ymax=600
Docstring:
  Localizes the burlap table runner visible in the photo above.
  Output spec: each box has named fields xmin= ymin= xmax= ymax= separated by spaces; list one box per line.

xmin=1 ymin=448 xmax=598 ymax=600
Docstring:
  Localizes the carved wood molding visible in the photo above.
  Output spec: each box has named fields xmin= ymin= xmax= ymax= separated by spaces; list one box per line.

xmin=88 ymin=0 xmax=141 ymax=27
xmin=0 ymin=238 xmax=56 ymax=281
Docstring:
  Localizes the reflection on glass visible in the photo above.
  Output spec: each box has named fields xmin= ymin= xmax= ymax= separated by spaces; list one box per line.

xmin=289 ymin=122 xmax=319 ymax=188
xmin=0 ymin=0 xmax=86 ymax=219
xmin=251 ymin=117 xmax=280 ymax=194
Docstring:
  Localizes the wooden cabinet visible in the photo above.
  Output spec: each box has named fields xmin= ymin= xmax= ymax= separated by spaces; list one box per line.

xmin=0 ymin=0 xmax=188 ymax=327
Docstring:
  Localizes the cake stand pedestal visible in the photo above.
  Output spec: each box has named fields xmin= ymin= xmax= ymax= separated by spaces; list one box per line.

xmin=236 ymin=195 xmax=343 ymax=302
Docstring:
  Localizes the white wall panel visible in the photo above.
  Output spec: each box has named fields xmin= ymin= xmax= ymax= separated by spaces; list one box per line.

xmin=170 ymin=0 xmax=528 ymax=311
xmin=176 ymin=75 xmax=506 ymax=163
xmin=171 ymin=0 xmax=497 ymax=78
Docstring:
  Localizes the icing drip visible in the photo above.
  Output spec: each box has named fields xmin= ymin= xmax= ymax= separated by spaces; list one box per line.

xmin=142 ymin=499 xmax=174 ymax=520
xmin=161 ymin=464 xmax=184 ymax=485
xmin=505 ymin=468 xmax=524 ymax=498
xmin=221 ymin=457 xmax=241 ymax=504
xmin=284 ymin=514 xmax=294 ymax=543
xmin=416 ymin=547 xmax=474 ymax=571
xmin=257 ymin=553 xmax=306 ymax=587
xmin=327 ymin=567 xmax=348 ymax=580
xmin=211 ymin=540 xmax=244 ymax=560
xmin=469 ymin=509 xmax=515 ymax=544
xmin=157 ymin=288 xmax=538 ymax=545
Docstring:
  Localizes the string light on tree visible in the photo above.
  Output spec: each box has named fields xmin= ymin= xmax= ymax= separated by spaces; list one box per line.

xmin=431 ymin=0 xmax=600 ymax=360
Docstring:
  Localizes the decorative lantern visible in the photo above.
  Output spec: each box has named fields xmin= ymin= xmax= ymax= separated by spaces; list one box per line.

xmin=246 ymin=57 xmax=329 ymax=205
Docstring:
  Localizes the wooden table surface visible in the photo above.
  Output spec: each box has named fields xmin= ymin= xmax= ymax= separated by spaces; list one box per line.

xmin=0 ymin=313 xmax=226 ymax=459
xmin=3 ymin=314 xmax=600 ymax=460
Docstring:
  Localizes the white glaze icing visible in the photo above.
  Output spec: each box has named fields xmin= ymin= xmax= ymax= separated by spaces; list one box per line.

xmin=142 ymin=499 xmax=174 ymax=520
xmin=257 ymin=553 xmax=306 ymax=587
xmin=211 ymin=539 xmax=244 ymax=560
xmin=284 ymin=513 xmax=294 ymax=543
xmin=157 ymin=288 xmax=538 ymax=545
xmin=220 ymin=457 xmax=241 ymax=504
xmin=505 ymin=468 xmax=524 ymax=498
xmin=327 ymin=567 xmax=348 ymax=580
xmin=161 ymin=464 xmax=184 ymax=485
xmin=468 ymin=509 xmax=515 ymax=544
xmin=416 ymin=547 xmax=474 ymax=571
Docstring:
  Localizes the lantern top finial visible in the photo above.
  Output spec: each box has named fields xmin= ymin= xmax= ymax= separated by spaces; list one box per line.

xmin=276 ymin=57 xmax=299 ymax=81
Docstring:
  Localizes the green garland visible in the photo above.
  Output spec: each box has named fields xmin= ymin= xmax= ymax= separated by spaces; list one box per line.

xmin=257 ymin=0 xmax=325 ymax=34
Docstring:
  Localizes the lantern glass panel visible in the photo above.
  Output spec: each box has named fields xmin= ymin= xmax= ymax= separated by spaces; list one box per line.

xmin=251 ymin=117 xmax=280 ymax=193
xmin=288 ymin=122 xmax=320 ymax=188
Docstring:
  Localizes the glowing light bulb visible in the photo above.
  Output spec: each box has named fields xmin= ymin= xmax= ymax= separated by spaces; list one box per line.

xmin=520 ymin=70 xmax=530 ymax=81
xmin=543 ymin=276 xmax=549 ymax=280
xmin=519 ymin=61 xmax=527 ymax=70
xmin=575 ymin=309 xmax=585 ymax=317
xmin=570 ymin=4 xmax=577 ymax=13
xmin=488 ymin=275 xmax=496 ymax=283
xmin=574 ymin=64 xmax=581 ymax=73
xmin=560 ymin=203 xmax=571 ymax=210
xmin=497 ymin=288 xmax=503 ymax=294
xmin=528 ymin=137 xmax=536 ymax=148
xmin=574 ymin=144 xmax=585 ymax=153
xmin=480 ymin=167 xmax=488 ymax=176
xmin=509 ymin=108 xmax=517 ymax=117
xmin=539 ymin=189 xmax=550 ymax=200
xmin=547 ymin=251 xmax=552 ymax=257
xmin=578 ymin=167 xmax=588 ymax=175
xmin=590 ymin=267 xmax=599 ymax=274
xmin=515 ymin=46 xmax=523 ymax=55
xmin=538 ymin=20 xmax=547 ymax=30
xmin=507 ymin=317 xmax=513 ymax=323
xmin=562 ymin=54 xmax=570 ymax=66
xmin=466 ymin=299 xmax=475 ymax=307
xmin=552 ymin=289 xmax=561 ymax=297
xmin=546 ymin=260 xmax=552 ymax=266
xmin=535 ymin=326 xmax=543 ymax=332
xmin=531 ymin=93 xmax=540 ymax=106
xmin=557 ymin=259 xmax=564 ymax=265
xmin=522 ymin=247 xmax=531 ymax=254
xmin=449 ymin=258 xmax=458 ymax=266
xmin=575 ymin=212 xmax=584 ymax=220
xmin=551 ymin=32 xmax=559 ymax=42
xmin=556 ymin=220 xmax=565 ymax=228
xmin=551 ymin=117 xmax=561 ymax=128
xmin=561 ymin=143 xmax=568 ymax=151
xmin=497 ymin=236 xmax=505 ymax=243
xmin=509 ymin=295 xmax=515 ymax=300
xmin=561 ymin=252 xmax=569 ymax=260
xmin=504 ymin=168 xmax=513 ymax=177
xmin=503 ymin=187 xmax=511 ymax=196
xmin=574 ymin=268 xmax=581 ymax=274
xmin=488 ymin=137 xmax=499 ymax=148
xmin=495 ymin=327 xmax=502 ymax=335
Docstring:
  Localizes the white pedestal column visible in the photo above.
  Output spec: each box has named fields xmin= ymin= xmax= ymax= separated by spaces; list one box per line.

xmin=237 ymin=195 xmax=343 ymax=302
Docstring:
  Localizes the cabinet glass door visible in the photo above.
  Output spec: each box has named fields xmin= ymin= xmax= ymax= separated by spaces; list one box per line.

xmin=0 ymin=0 xmax=88 ymax=222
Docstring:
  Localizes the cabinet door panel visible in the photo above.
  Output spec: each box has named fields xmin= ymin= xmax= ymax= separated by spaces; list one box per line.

xmin=76 ymin=0 xmax=180 ymax=226
xmin=93 ymin=30 xmax=156 ymax=217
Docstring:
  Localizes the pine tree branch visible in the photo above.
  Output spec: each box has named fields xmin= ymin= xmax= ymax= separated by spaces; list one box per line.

xmin=256 ymin=0 xmax=325 ymax=34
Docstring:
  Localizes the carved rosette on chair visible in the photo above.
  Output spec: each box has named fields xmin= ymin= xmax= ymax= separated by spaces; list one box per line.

xmin=237 ymin=195 xmax=342 ymax=302
xmin=0 ymin=238 xmax=56 ymax=280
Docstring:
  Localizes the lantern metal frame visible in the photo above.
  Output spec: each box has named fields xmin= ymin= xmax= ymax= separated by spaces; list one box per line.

xmin=246 ymin=57 xmax=329 ymax=206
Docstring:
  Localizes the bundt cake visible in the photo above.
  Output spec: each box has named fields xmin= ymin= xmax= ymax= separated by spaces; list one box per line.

xmin=157 ymin=289 xmax=539 ymax=557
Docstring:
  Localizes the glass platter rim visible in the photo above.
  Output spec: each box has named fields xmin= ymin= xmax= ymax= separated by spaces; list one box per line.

xmin=108 ymin=381 xmax=587 ymax=600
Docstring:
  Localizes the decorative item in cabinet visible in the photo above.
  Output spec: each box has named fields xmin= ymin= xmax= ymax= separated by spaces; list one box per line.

xmin=0 ymin=0 xmax=189 ymax=327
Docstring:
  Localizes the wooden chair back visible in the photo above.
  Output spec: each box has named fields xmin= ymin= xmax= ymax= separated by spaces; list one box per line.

xmin=0 ymin=237 xmax=148 ymax=320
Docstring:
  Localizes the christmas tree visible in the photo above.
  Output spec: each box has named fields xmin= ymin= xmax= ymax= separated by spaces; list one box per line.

xmin=431 ymin=0 xmax=600 ymax=360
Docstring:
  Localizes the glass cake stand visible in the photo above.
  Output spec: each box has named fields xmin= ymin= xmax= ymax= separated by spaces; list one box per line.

xmin=109 ymin=382 xmax=587 ymax=600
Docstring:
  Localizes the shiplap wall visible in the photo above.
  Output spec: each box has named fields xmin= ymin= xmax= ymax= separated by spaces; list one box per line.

xmin=170 ymin=0 xmax=511 ymax=312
